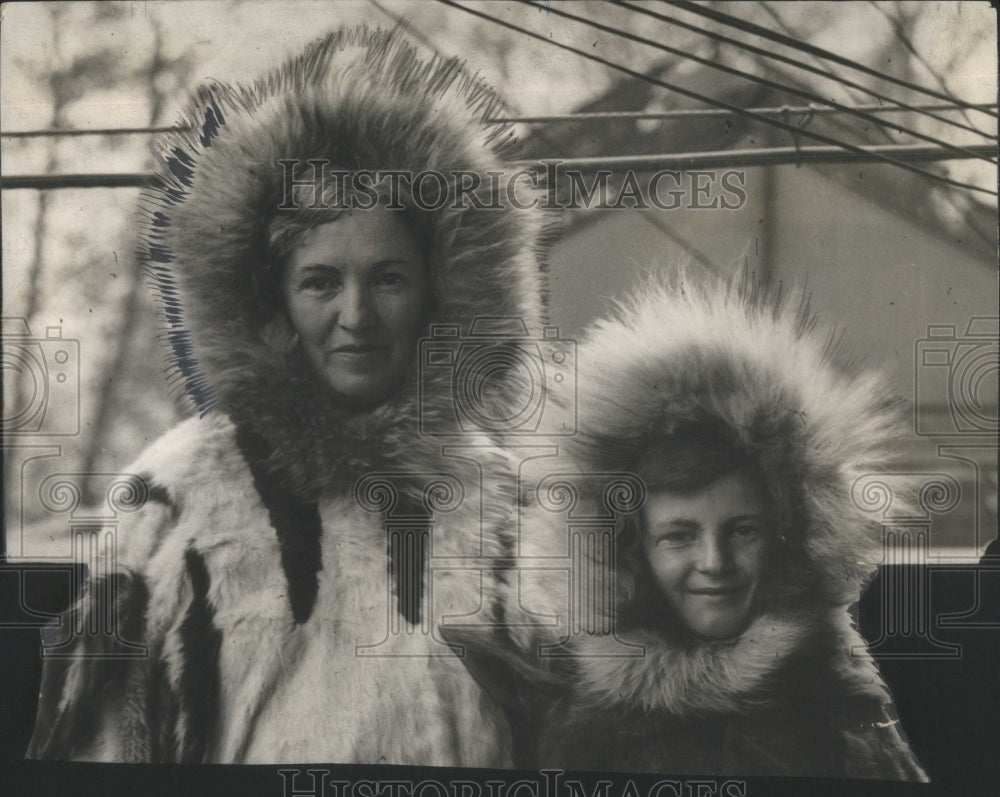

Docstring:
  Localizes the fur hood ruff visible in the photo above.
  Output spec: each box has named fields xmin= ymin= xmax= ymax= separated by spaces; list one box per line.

xmin=140 ymin=26 xmax=549 ymax=499
xmin=515 ymin=272 xmax=910 ymax=718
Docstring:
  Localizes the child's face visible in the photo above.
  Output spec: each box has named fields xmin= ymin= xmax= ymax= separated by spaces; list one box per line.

xmin=641 ymin=468 xmax=769 ymax=640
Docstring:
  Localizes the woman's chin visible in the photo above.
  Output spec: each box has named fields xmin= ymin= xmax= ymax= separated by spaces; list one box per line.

xmin=319 ymin=372 xmax=399 ymax=409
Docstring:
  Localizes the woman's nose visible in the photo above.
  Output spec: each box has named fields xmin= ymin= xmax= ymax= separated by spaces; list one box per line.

xmin=337 ymin=283 xmax=376 ymax=331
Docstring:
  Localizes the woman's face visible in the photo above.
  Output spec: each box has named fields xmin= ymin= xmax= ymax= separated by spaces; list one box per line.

xmin=282 ymin=208 xmax=429 ymax=407
xmin=641 ymin=469 xmax=769 ymax=640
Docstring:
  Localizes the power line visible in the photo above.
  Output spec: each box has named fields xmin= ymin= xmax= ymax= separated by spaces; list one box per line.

xmin=507 ymin=143 xmax=1000 ymax=171
xmin=2 ymin=174 xmax=151 ymax=189
xmin=534 ymin=0 xmax=995 ymax=164
xmin=491 ymin=102 xmax=998 ymax=124
xmin=364 ymin=0 xmax=570 ymax=162
xmin=753 ymin=0 xmax=997 ymax=253
xmin=4 ymin=143 xmax=995 ymax=190
xmin=4 ymin=102 xmax=996 ymax=139
xmin=614 ymin=0 xmax=996 ymax=141
xmin=665 ymin=0 xmax=996 ymax=119
xmin=863 ymin=0 xmax=993 ymax=137
xmin=756 ymin=0 xmax=865 ymax=105
xmin=434 ymin=0 xmax=995 ymax=196
xmin=1 ymin=125 xmax=187 ymax=139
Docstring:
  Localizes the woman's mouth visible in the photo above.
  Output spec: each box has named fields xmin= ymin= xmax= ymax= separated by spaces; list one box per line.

xmin=330 ymin=344 xmax=385 ymax=356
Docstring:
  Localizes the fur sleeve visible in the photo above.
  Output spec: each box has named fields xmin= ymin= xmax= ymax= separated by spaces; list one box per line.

xmin=828 ymin=615 xmax=929 ymax=781
xmin=838 ymin=696 xmax=929 ymax=782
xmin=25 ymin=545 xmax=218 ymax=763
xmin=25 ymin=454 xmax=187 ymax=762
xmin=26 ymin=568 xmax=158 ymax=761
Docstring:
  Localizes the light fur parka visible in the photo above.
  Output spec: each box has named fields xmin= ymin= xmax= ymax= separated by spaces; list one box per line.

xmin=479 ymin=274 xmax=929 ymax=779
xmin=28 ymin=27 xmax=549 ymax=765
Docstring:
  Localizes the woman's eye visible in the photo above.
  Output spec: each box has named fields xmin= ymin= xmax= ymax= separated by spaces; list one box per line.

xmin=732 ymin=524 xmax=760 ymax=539
xmin=657 ymin=532 xmax=695 ymax=547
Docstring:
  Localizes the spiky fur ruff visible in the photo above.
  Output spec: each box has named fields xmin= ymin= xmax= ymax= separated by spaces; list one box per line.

xmin=28 ymin=27 xmax=548 ymax=765
xmin=506 ymin=273 xmax=927 ymax=778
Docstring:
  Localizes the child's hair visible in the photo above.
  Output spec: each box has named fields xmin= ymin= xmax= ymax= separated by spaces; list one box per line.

xmin=614 ymin=420 xmax=775 ymax=634
xmin=633 ymin=420 xmax=751 ymax=493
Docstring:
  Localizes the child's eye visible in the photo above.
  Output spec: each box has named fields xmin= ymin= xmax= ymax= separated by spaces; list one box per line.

xmin=374 ymin=272 xmax=406 ymax=288
xmin=301 ymin=275 xmax=339 ymax=293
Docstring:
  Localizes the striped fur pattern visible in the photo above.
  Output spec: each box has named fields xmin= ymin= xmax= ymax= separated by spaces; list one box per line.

xmin=509 ymin=272 xmax=927 ymax=778
xmin=29 ymin=27 xmax=546 ymax=765
xmin=29 ymin=414 xmax=518 ymax=764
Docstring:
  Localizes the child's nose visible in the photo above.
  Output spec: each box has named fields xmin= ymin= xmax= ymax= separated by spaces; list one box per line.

xmin=697 ymin=535 xmax=732 ymax=573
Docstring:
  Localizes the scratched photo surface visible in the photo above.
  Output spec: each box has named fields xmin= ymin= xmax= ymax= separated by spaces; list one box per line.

xmin=1 ymin=2 xmax=997 ymax=796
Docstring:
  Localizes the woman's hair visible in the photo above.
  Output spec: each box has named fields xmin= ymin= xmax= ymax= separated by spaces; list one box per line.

xmin=614 ymin=420 xmax=781 ymax=635
xmin=255 ymin=167 xmax=436 ymax=331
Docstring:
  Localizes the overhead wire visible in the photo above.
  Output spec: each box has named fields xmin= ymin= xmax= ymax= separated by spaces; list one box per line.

xmin=755 ymin=0 xmax=868 ymax=105
xmin=664 ymin=0 xmax=996 ymax=120
xmin=614 ymin=0 xmax=996 ymax=141
xmin=365 ymin=0 xmax=569 ymax=164
xmin=2 ymin=125 xmax=188 ymax=139
xmin=432 ymin=0 xmax=994 ymax=196
xmin=863 ymin=0 xmax=994 ymax=137
xmin=4 ymin=142 xmax=995 ymax=190
xmin=4 ymin=103 xmax=996 ymax=139
xmin=753 ymin=0 xmax=996 ymax=251
xmin=490 ymin=102 xmax=998 ymax=124
xmin=538 ymin=0 xmax=995 ymax=164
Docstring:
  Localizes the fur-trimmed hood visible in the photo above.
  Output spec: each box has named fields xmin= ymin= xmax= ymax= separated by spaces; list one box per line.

xmin=565 ymin=271 xmax=905 ymax=607
xmin=140 ymin=27 xmax=549 ymax=498
xmin=515 ymin=271 xmax=911 ymax=719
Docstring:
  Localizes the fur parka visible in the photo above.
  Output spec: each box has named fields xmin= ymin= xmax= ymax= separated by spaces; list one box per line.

xmin=27 ymin=27 xmax=549 ymax=765
xmin=460 ymin=274 xmax=928 ymax=779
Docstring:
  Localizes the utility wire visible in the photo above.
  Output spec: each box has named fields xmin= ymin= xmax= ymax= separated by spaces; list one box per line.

xmin=472 ymin=0 xmax=998 ymax=194
xmin=2 ymin=125 xmax=188 ymax=139
xmin=664 ymin=0 xmax=996 ymax=120
xmin=4 ymin=103 xmax=996 ymax=138
xmin=614 ymin=0 xmax=995 ymax=141
xmin=538 ymin=0 xmax=995 ymax=164
xmin=505 ymin=143 xmax=999 ymax=172
xmin=439 ymin=0 xmax=995 ymax=195
xmin=6 ymin=143 xmax=995 ymax=190
xmin=864 ymin=0 xmax=993 ymax=137
xmin=756 ymin=0 xmax=865 ymax=105
xmin=755 ymin=0 xmax=996 ymax=252
xmin=490 ymin=102 xmax=998 ymax=124
xmin=365 ymin=0 xmax=569 ymax=160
